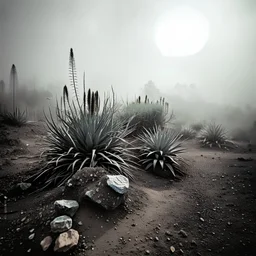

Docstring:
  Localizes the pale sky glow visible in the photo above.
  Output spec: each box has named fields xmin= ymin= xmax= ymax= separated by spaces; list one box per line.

xmin=0 ymin=0 xmax=255 ymax=106
xmin=155 ymin=6 xmax=210 ymax=57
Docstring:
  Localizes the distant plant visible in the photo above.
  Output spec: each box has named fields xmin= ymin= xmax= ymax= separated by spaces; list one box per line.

xmin=197 ymin=123 xmax=234 ymax=149
xmin=1 ymin=65 xmax=27 ymax=126
xmin=1 ymin=108 xmax=27 ymax=127
xmin=0 ymin=80 xmax=5 ymax=114
xmin=190 ymin=122 xmax=204 ymax=132
xmin=28 ymin=48 xmax=137 ymax=190
xmin=10 ymin=64 xmax=18 ymax=113
xmin=118 ymin=95 xmax=173 ymax=136
xmin=180 ymin=127 xmax=196 ymax=139
xmin=137 ymin=126 xmax=186 ymax=178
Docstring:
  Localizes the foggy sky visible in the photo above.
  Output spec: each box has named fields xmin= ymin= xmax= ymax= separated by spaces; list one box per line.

xmin=0 ymin=0 xmax=255 ymax=106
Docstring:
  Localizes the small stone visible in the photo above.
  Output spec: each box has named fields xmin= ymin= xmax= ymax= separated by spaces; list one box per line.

xmin=54 ymin=229 xmax=79 ymax=252
xmin=170 ymin=246 xmax=175 ymax=253
xmin=50 ymin=215 xmax=72 ymax=233
xmin=155 ymin=237 xmax=159 ymax=241
xmin=21 ymin=217 xmax=26 ymax=222
xmin=179 ymin=230 xmax=188 ymax=238
xmin=200 ymin=217 xmax=205 ymax=222
xmin=40 ymin=236 xmax=53 ymax=251
xmin=54 ymin=200 xmax=79 ymax=217
xmin=28 ymin=233 xmax=35 ymax=240
xmin=27 ymin=249 xmax=31 ymax=253
xmin=165 ymin=231 xmax=172 ymax=236
xmin=29 ymin=229 xmax=34 ymax=233
xmin=78 ymin=221 xmax=83 ymax=226
xmin=191 ymin=240 xmax=197 ymax=246
xmin=17 ymin=182 xmax=32 ymax=191
xmin=145 ymin=250 xmax=150 ymax=255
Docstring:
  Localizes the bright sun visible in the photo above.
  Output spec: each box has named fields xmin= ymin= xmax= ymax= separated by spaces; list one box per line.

xmin=155 ymin=6 xmax=210 ymax=57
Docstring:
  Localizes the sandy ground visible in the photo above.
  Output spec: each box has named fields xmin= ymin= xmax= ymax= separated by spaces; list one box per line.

xmin=0 ymin=122 xmax=255 ymax=256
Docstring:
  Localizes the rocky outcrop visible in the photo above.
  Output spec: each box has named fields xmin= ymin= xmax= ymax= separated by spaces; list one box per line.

xmin=84 ymin=175 xmax=129 ymax=210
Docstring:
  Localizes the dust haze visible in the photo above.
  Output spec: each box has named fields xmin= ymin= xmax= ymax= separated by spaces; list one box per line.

xmin=0 ymin=0 xmax=256 ymax=131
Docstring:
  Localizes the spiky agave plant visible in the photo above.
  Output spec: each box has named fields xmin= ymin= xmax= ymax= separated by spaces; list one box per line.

xmin=2 ymin=107 xmax=27 ymax=126
xmin=197 ymin=123 xmax=234 ymax=149
xmin=29 ymin=89 xmax=137 ymax=190
xmin=137 ymin=127 xmax=186 ymax=178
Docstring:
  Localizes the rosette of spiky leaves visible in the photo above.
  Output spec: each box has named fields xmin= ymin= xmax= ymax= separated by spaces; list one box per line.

xmin=31 ymin=100 xmax=137 ymax=190
xmin=198 ymin=123 xmax=234 ymax=149
xmin=2 ymin=108 xmax=27 ymax=127
xmin=138 ymin=127 xmax=186 ymax=178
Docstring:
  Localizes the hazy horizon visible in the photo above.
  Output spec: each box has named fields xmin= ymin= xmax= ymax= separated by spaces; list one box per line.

xmin=0 ymin=0 xmax=255 ymax=107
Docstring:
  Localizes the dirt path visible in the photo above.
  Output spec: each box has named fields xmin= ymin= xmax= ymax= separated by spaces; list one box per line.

xmin=81 ymin=150 xmax=256 ymax=256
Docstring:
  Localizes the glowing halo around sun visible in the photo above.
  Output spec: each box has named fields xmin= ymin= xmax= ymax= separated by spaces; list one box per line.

xmin=155 ymin=6 xmax=210 ymax=57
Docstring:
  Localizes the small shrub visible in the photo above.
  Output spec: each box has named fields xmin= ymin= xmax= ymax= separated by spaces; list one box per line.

xmin=118 ymin=103 xmax=169 ymax=136
xmin=190 ymin=122 xmax=204 ymax=132
xmin=198 ymin=123 xmax=234 ymax=149
xmin=180 ymin=127 xmax=196 ymax=139
xmin=1 ymin=108 xmax=27 ymax=127
xmin=137 ymin=126 xmax=186 ymax=178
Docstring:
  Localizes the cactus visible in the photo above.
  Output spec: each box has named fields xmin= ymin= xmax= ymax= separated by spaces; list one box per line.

xmin=10 ymin=64 xmax=18 ymax=113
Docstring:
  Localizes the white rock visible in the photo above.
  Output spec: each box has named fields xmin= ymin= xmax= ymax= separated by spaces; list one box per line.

xmin=28 ymin=233 xmax=35 ymax=240
xmin=54 ymin=200 xmax=79 ymax=217
xmin=40 ymin=236 xmax=53 ymax=251
xmin=50 ymin=215 xmax=72 ymax=233
xmin=106 ymin=175 xmax=129 ymax=194
xmin=54 ymin=229 xmax=79 ymax=252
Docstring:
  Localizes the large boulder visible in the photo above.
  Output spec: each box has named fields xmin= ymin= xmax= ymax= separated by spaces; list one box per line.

xmin=50 ymin=215 xmax=72 ymax=233
xmin=54 ymin=200 xmax=79 ymax=217
xmin=84 ymin=174 xmax=129 ymax=210
xmin=54 ymin=229 xmax=79 ymax=252
xmin=64 ymin=167 xmax=107 ymax=201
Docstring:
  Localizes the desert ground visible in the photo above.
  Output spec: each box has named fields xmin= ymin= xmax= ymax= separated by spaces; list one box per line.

xmin=0 ymin=121 xmax=255 ymax=256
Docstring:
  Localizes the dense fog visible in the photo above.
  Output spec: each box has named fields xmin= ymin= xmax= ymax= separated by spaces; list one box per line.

xmin=0 ymin=0 xmax=255 ymax=131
